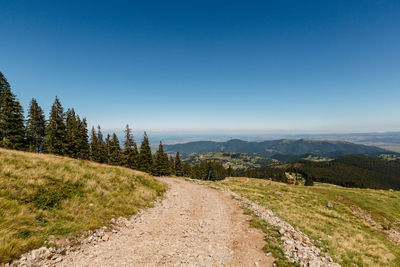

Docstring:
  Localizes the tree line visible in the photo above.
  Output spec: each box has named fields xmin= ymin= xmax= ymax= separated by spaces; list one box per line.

xmin=0 ymin=71 xmax=229 ymax=179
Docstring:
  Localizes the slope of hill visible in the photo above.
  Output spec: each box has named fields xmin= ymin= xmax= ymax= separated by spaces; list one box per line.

xmin=291 ymin=155 xmax=400 ymax=190
xmin=0 ymin=149 xmax=165 ymax=263
xmin=164 ymin=138 xmax=389 ymax=159
xmin=216 ymin=178 xmax=400 ymax=266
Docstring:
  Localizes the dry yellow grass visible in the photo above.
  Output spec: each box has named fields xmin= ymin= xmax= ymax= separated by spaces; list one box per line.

xmin=0 ymin=148 xmax=165 ymax=263
xmin=216 ymin=178 xmax=400 ymax=267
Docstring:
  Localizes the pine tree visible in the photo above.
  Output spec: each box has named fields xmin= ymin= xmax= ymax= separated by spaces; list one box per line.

xmin=304 ymin=173 xmax=314 ymax=186
xmin=26 ymin=98 xmax=46 ymax=152
xmin=97 ymin=126 xmax=107 ymax=163
xmin=175 ymin=152 xmax=183 ymax=176
xmin=105 ymin=133 xmax=111 ymax=164
xmin=153 ymin=141 xmax=170 ymax=176
xmin=169 ymin=155 xmax=175 ymax=175
xmin=123 ymin=124 xmax=138 ymax=169
xmin=76 ymin=117 xmax=90 ymax=159
xmin=138 ymin=132 xmax=152 ymax=172
xmin=44 ymin=97 xmax=66 ymax=155
xmin=0 ymin=74 xmax=25 ymax=149
xmin=182 ymin=162 xmax=192 ymax=177
xmin=65 ymin=109 xmax=79 ymax=157
xmin=109 ymin=133 xmax=122 ymax=165
xmin=89 ymin=126 xmax=101 ymax=162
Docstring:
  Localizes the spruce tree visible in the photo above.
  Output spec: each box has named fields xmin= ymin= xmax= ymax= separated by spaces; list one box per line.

xmin=138 ymin=132 xmax=152 ymax=172
xmin=123 ymin=124 xmax=138 ymax=169
xmin=175 ymin=152 xmax=183 ymax=176
xmin=0 ymin=75 xmax=25 ymax=149
xmin=65 ymin=108 xmax=79 ymax=157
xmin=153 ymin=141 xmax=169 ymax=176
xmin=89 ymin=126 xmax=101 ymax=162
xmin=26 ymin=98 xmax=46 ymax=152
xmin=169 ymin=155 xmax=175 ymax=175
xmin=182 ymin=162 xmax=192 ymax=177
xmin=97 ymin=126 xmax=107 ymax=163
xmin=44 ymin=97 xmax=66 ymax=155
xmin=76 ymin=117 xmax=90 ymax=159
xmin=109 ymin=133 xmax=122 ymax=165
xmin=105 ymin=133 xmax=111 ymax=164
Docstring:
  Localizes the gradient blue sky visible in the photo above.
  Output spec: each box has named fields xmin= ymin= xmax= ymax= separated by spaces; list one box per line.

xmin=1 ymin=0 xmax=399 ymax=133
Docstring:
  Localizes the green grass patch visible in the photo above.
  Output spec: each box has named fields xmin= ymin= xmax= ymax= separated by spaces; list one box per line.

xmin=0 ymin=149 xmax=165 ymax=263
xmin=217 ymin=178 xmax=400 ymax=267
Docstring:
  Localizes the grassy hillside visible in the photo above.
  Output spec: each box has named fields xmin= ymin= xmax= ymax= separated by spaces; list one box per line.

xmin=216 ymin=178 xmax=400 ymax=267
xmin=0 ymin=149 xmax=165 ymax=263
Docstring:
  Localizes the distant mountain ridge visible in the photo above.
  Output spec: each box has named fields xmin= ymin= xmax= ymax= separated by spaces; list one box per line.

xmin=164 ymin=138 xmax=390 ymax=159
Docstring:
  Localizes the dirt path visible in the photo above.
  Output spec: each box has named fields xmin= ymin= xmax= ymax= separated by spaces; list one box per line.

xmin=59 ymin=177 xmax=272 ymax=266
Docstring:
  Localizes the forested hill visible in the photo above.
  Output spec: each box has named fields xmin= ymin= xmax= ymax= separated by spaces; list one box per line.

xmin=291 ymin=155 xmax=400 ymax=190
xmin=164 ymin=139 xmax=389 ymax=158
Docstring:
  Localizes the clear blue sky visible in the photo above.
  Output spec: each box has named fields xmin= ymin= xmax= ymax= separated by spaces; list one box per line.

xmin=1 ymin=0 xmax=399 ymax=133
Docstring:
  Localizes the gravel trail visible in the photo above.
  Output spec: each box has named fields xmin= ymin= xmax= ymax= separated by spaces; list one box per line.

xmin=59 ymin=177 xmax=272 ymax=267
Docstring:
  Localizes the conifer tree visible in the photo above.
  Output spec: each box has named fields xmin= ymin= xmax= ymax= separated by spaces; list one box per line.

xmin=26 ymin=98 xmax=46 ymax=152
xmin=182 ymin=162 xmax=192 ymax=177
xmin=97 ymin=126 xmax=107 ymax=163
xmin=123 ymin=124 xmax=138 ymax=169
xmin=169 ymin=155 xmax=175 ymax=175
xmin=153 ymin=141 xmax=170 ymax=176
xmin=138 ymin=132 xmax=152 ymax=172
xmin=89 ymin=126 xmax=101 ymax=162
xmin=76 ymin=117 xmax=90 ymax=159
xmin=109 ymin=133 xmax=122 ymax=165
xmin=0 ymin=74 xmax=25 ymax=149
xmin=175 ymin=152 xmax=183 ymax=176
xmin=105 ymin=133 xmax=111 ymax=164
xmin=44 ymin=97 xmax=66 ymax=155
xmin=65 ymin=109 xmax=79 ymax=157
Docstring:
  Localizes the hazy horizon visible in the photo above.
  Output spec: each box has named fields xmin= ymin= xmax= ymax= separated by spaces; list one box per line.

xmin=1 ymin=1 xmax=399 ymax=132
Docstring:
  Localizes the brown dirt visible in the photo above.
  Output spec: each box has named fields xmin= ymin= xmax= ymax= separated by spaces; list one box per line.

xmin=58 ymin=177 xmax=273 ymax=266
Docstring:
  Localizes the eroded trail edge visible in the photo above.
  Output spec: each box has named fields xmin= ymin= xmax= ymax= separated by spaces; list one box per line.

xmin=16 ymin=177 xmax=272 ymax=267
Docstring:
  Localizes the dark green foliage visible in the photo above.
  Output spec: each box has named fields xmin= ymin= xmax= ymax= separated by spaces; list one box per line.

xmin=153 ymin=141 xmax=170 ymax=176
xmin=237 ymin=166 xmax=288 ymax=183
xmin=123 ymin=125 xmax=138 ymax=169
xmin=0 ymin=73 xmax=25 ymax=149
xmin=138 ymin=132 xmax=152 ymax=172
xmin=108 ymin=133 xmax=122 ymax=165
xmin=65 ymin=109 xmax=80 ymax=158
xmin=89 ymin=126 xmax=101 ymax=162
xmin=304 ymin=173 xmax=314 ymax=186
xmin=175 ymin=152 xmax=183 ymax=176
xmin=292 ymin=155 xmax=400 ymax=190
xmin=182 ymin=162 xmax=192 ymax=177
xmin=44 ymin=97 xmax=66 ymax=155
xmin=105 ymin=134 xmax=111 ymax=164
xmin=32 ymin=177 xmax=84 ymax=210
xmin=76 ymin=118 xmax=90 ymax=159
xmin=168 ymin=155 xmax=175 ymax=175
xmin=190 ymin=160 xmax=228 ymax=180
xmin=97 ymin=126 xmax=108 ymax=163
xmin=26 ymin=99 xmax=46 ymax=152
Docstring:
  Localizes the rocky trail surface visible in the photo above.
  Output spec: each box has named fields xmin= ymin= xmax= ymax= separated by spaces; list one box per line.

xmin=47 ymin=177 xmax=272 ymax=267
